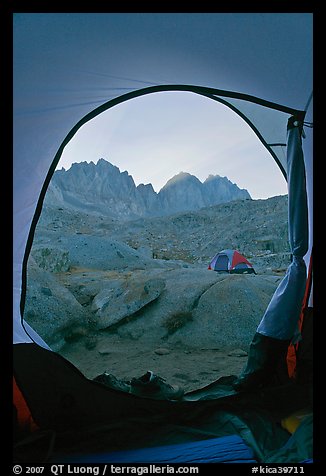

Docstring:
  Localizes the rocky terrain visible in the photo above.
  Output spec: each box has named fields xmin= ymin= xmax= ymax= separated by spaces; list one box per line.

xmin=47 ymin=158 xmax=251 ymax=219
xmin=23 ymin=161 xmax=290 ymax=392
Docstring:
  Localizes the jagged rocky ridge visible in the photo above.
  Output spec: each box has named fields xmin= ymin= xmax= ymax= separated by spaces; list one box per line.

xmin=46 ymin=158 xmax=251 ymax=219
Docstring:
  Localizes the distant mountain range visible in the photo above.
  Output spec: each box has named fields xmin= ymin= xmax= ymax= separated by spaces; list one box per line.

xmin=45 ymin=158 xmax=251 ymax=219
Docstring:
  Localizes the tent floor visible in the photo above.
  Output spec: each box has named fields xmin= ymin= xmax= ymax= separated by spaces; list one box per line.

xmin=14 ymin=344 xmax=313 ymax=464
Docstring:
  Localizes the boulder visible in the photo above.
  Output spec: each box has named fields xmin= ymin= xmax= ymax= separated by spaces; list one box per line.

xmin=31 ymin=245 xmax=71 ymax=272
xmin=23 ymin=257 xmax=91 ymax=351
xmin=115 ymin=267 xmax=221 ymax=342
xmin=91 ymin=276 xmax=166 ymax=329
xmin=168 ymin=274 xmax=278 ymax=350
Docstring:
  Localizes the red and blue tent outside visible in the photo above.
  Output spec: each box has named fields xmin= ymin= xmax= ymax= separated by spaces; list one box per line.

xmin=208 ymin=249 xmax=256 ymax=274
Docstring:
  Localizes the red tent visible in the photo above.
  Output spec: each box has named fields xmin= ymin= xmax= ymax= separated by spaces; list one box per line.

xmin=208 ymin=249 xmax=255 ymax=274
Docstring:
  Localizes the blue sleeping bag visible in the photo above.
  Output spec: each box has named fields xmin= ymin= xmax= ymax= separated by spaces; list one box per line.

xmin=63 ymin=434 xmax=257 ymax=464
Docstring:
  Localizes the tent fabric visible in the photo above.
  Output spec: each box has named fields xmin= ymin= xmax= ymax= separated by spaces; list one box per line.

xmin=264 ymin=415 xmax=313 ymax=464
xmin=13 ymin=376 xmax=39 ymax=435
xmin=13 ymin=344 xmax=312 ymax=464
xmin=59 ymin=435 xmax=257 ymax=464
xmin=257 ymin=119 xmax=309 ymax=341
xmin=208 ymin=249 xmax=255 ymax=273
xmin=287 ymin=254 xmax=313 ymax=377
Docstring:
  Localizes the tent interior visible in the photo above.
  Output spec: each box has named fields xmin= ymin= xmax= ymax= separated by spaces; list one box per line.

xmin=12 ymin=12 xmax=313 ymax=465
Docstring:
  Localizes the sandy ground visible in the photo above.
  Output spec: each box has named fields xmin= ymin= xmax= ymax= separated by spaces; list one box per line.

xmin=59 ymin=333 xmax=248 ymax=393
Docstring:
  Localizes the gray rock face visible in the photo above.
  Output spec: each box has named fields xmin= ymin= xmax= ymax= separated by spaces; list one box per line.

xmin=56 ymin=235 xmax=155 ymax=271
xmin=159 ymin=172 xmax=250 ymax=215
xmin=47 ymin=159 xmax=251 ymax=218
xmin=91 ymin=277 xmax=166 ymax=329
xmin=24 ymin=257 xmax=91 ymax=351
xmin=114 ymin=268 xmax=223 ymax=342
xmin=105 ymin=195 xmax=290 ymax=272
xmin=203 ymin=174 xmax=250 ymax=203
xmin=113 ymin=270 xmax=280 ymax=350
xmin=168 ymin=274 xmax=280 ymax=349
xmin=31 ymin=245 xmax=71 ymax=272
xmin=159 ymin=173 xmax=207 ymax=213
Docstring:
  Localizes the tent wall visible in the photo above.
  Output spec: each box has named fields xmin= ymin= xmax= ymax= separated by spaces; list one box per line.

xmin=257 ymin=118 xmax=309 ymax=341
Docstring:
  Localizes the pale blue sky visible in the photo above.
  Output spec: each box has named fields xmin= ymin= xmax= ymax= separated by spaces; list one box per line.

xmin=59 ymin=90 xmax=288 ymax=199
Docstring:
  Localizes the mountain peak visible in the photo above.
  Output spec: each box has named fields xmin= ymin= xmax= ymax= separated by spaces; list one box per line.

xmin=204 ymin=174 xmax=223 ymax=182
xmin=49 ymin=159 xmax=251 ymax=219
xmin=161 ymin=172 xmax=202 ymax=190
